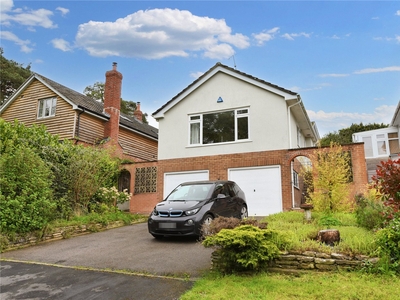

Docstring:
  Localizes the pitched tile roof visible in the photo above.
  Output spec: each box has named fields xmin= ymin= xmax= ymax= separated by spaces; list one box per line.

xmin=36 ymin=73 xmax=158 ymax=139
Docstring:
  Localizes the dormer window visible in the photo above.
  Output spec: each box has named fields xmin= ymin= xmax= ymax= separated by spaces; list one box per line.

xmin=37 ymin=97 xmax=57 ymax=118
xmin=189 ymin=108 xmax=249 ymax=145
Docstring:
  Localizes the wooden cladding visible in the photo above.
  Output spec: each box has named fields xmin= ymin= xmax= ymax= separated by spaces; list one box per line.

xmin=76 ymin=113 xmax=105 ymax=144
xmin=1 ymin=80 xmax=75 ymax=140
xmin=119 ymin=128 xmax=158 ymax=161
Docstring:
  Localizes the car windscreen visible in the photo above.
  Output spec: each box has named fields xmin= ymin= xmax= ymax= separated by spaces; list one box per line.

xmin=166 ymin=183 xmax=213 ymax=201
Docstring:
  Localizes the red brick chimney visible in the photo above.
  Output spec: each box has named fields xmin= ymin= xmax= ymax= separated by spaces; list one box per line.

xmin=104 ymin=62 xmax=122 ymax=141
xmin=133 ymin=101 xmax=143 ymax=122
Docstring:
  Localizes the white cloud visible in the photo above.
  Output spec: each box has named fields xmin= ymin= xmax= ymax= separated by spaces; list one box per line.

xmin=0 ymin=0 xmax=56 ymax=29
xmin=74 ymin=8 xmax=249 ymax=60
xmin=396 ymin=10 xmax=400 ymax=16
xmin=374 ymin=35 xmax=400 ymax=43
xmin=252 ymin=27 xmax=279 ymax=46
xmin=307 ymin=105 xmax=396 ymax=136
xmin=282 ymin=32 xmax=311 ymax=41
xmin=204 ymin=43 xmax=234 ymax=59
xmin=290 ymin=83 xmax=331 ymax=93
xmin=51 ymin=38 xmax=72 ymax=52
xmin=190 ymin=71 xmax=204 ymax=79
xmin=0 ymin=30 xmax=33 ymax=52
xmin=354 ymin=66 xmax=400 ymax=74
xmin=318 ymin=73 xmax=349 ymax=78
xmin=0 ymin=0 xmax=13 ymax=13
xmin=56 ymin=7 xmax=69 ymax=16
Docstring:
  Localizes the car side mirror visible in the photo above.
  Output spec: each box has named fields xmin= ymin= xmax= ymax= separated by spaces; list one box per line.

xmin=217 ymin=194 xmax=226 ymax=199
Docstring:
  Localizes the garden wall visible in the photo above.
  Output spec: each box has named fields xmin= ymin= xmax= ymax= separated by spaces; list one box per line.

xmin=267 ymin=251 xmax=379 ymax=273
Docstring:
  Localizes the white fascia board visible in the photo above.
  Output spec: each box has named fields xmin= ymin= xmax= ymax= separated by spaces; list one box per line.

xmin=73 ymin=106 xmax=109 ymax=121
xmin=152 ymin=66 xmax=297 ymax=119
xmin=353 ymin=126 xmax=398 ymax=138
xmin=391 ymin=101 xmax=400 ymax=126
xmin=35 ymin=75 xmax=78 ymax=108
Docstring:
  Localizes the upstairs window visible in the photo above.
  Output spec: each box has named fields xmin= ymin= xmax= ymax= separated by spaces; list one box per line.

xmin=189 ymin=108 xmax=249 ymax=145
xmin=37 ymin=97 xmax=57 ymax=118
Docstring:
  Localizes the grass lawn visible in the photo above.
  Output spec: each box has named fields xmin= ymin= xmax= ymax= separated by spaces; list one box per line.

xmin=181 ymin=271 xmax=400 ymax=300
xmin=182 ymin=211 xmax=399 ymax=300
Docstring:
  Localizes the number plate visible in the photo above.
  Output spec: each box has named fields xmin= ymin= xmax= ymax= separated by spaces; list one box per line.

xmin=159 ymin=222 xmax=176 ymax=229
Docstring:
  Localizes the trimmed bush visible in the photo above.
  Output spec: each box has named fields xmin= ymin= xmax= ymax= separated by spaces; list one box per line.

xmin=203 ymin=225 xmax=284 ymax=273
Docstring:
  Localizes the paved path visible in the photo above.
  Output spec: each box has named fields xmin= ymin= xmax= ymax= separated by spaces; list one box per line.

xmin=1 ymin=223 xmax=214 ymax=299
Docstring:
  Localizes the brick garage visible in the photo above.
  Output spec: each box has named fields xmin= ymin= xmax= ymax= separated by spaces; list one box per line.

xmin=125 ymin=143 xmax=368 ymax=215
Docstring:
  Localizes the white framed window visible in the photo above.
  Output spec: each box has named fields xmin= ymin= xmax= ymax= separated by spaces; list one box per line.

xmin=359 ymin=130 xmax=399 ymax=158
xmin=292 ymin=170 xmax=299 ymax=189
xmin=37 ymin=97 xmax=57 ymax=118
xmin=189 ymin=108 xmax=249 ymax=145
xmin=297 ymin=126 xmax=302 ymax=147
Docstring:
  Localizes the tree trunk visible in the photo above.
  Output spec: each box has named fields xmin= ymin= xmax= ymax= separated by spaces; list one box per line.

xmin=317 ymin=229 xmax=340 ymax=246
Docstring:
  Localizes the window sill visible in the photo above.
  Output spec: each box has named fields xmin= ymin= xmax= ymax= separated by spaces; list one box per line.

xmin=186 ymin=139 xmax=252 ymax=148
xmin=37 ymin=115 xmax=56 ymax=120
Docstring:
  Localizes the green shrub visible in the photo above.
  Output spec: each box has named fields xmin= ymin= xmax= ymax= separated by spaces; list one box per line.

xmin=90 ymin=186 xmax=131 ymax=212
xmin=0 ymin=147 xmax=56 ymax=233
xmin=203 ymin=216 xmax=267 ymax=237
xmin=203 ymin=225 xmax=284 ymax=273
xmin=318 ymin=215 xmax=342 ymax=228
xmin=0 ymin=119 xmax=123 ymax=220
xmin=375 ymin=217 xmax=400 ymax=273
xmin=354 ymin=193 xmax=386 ymax=230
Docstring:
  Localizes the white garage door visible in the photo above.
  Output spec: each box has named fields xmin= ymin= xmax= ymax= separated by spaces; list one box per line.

xmin=163 ymin=170 xmax=209 ymax=198
xmin=228 ymin=166 xmax=282 ymax=216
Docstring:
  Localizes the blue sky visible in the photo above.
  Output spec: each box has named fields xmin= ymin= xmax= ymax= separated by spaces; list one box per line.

xmin=1 ymin=0 xmax=399 ymax=136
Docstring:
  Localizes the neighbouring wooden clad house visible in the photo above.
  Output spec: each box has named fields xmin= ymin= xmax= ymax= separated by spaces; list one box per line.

xmin=0 ymin=63 xmax=159 ymax=212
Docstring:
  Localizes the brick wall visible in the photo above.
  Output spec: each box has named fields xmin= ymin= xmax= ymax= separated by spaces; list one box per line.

xmin=124 ymin=143 xmax=368 ymax=215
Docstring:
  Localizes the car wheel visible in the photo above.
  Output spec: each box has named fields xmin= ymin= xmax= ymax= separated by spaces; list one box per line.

xmin=240 ymin=205 xmax=248 ymax=219
xmin=151 ymin=234 xmax=164 ymax=240
xmin=201 ymin=214 xmax=214 ymax=237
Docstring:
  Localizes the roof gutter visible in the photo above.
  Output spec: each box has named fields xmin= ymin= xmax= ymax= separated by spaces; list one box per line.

xmin=287 ymin=95 xmax=302 ymax=149
xmin=75 ymin=108 xmax=85 ymax=144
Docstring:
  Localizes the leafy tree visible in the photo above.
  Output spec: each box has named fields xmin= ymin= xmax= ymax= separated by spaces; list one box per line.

xmin=0 ymin=48 xmax=32 ymax=106
xmin=319 ymin=123 xmax=388 ymax=146
xmin=304 ymin=143 xmax=352 ymax=213
xmin=83 ymin=81 xmax=105 ymax=102
xmin=83 ymin=82 xmax=148 ymax=123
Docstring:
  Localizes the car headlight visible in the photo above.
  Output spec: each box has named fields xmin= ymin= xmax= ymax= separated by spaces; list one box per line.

xmin=151 ymin=208 xmax=158 ymax=216
xmin=185 ymin=208 xmax=200 ymax=216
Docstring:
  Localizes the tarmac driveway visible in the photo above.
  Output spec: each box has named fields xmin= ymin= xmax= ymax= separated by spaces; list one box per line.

xmin=1 ymin=222 xmax=215 ymax=299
